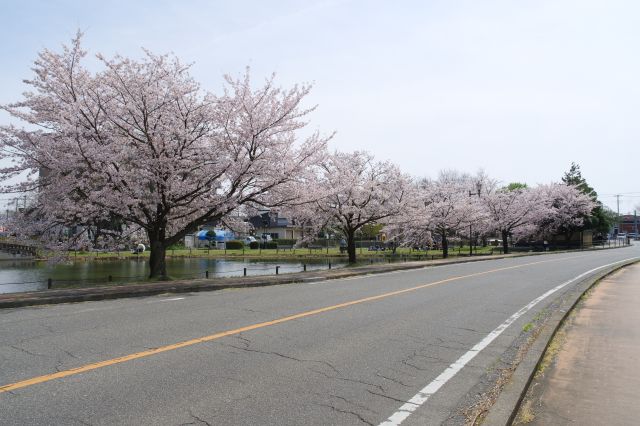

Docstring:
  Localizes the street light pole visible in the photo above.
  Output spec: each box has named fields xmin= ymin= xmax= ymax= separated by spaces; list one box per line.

xmin=468 ymin=190 xmax=480 ymax=256
xmin=325 ymin=232 xmax=329 ymax=254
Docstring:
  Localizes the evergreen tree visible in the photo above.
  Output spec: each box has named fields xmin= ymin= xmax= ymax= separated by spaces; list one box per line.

xmin=561 ymin=163 xmax=612 ymax=237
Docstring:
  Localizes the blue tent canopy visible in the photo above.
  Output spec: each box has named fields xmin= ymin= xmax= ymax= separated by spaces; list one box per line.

xmin=196 ymin=229 xmax=235 ymax=242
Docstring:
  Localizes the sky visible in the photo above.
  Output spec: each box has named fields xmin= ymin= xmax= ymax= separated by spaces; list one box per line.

xmin=1 ymin=0 xmax=639 ymax=213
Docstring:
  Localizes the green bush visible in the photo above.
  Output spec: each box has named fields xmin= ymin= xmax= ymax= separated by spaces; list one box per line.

xmin=225 ymin=240 xmax=244 ymax=250
xmin=265 ymin=241 xmax=278 ymax=249
xmin=274 ymin=239 xmax=297 ymax=246
xmin=249 ymin=241 xmax=260 ymax=249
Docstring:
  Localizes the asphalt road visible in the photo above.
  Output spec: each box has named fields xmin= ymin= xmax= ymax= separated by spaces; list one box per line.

xmin=1 ymin=246 xmax=638 ymax=426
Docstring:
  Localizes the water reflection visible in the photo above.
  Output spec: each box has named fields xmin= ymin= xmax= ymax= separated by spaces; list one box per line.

xmin=0 ymin=257 xmax=346 ymax=294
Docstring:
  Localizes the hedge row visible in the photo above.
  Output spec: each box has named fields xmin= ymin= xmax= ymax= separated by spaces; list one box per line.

xmin=225 ymin=240 xmax=244 ymax=250
xmin=221 ymin=240 xmax=295 ymax=249
xmin=273 ymin=239 xmax=297 ymax=246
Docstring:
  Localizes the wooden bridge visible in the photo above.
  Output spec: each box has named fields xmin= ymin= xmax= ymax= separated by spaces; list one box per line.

xmin=0 ymin=241 xmax=37 ymax=257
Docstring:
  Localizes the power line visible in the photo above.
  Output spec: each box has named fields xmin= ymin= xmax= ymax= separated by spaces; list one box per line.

xmin=601 ymin=195 xmax=640 ymax=198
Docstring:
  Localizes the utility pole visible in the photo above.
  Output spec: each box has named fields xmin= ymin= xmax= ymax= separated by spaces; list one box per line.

xmin=616 ymin=194 xmax=621 ymax=235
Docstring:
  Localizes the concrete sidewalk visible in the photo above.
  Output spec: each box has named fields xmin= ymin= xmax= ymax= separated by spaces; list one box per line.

xmin=518 ymin=262 xmax=640 ymax=425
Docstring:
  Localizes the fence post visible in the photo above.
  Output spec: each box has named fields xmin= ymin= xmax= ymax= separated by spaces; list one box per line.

xmin=47 ymin=278 xmax=52 ymax=289
xmin=108 ymin=275 xmax=113 ymax=282
xmin=303 ymin=264 xmax=307 ymax=272
xmin=205 ymin=270 xmax=209 ymax=278
xmin=243 ymin=268 xmax=247 ymax=277
xmin=328 ymin=262 xmax=332 ymax=270
xmin=276 ymin=266 xmax=280 ymax=275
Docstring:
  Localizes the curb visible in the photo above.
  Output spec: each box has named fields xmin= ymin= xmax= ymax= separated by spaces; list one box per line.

xmin=482 ymin=257 xmax=640 ymax=426
xmin=0 ymin=246 xmax=630 ymax=310
xmin=0 ymin=256 xmax=498 ymax=309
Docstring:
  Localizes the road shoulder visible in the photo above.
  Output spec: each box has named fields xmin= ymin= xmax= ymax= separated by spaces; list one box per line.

xmin=511 ymin=262 xmax=640 ymax=425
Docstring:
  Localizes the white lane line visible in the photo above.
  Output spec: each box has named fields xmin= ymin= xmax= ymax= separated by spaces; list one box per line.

xmin=379 ymin=257 xmax=638 ymax=426
xmin=157 ymin=297 xmax=185 ymax=302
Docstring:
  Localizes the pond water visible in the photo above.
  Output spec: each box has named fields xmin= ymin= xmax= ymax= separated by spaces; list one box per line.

xmin=0 ymin=257 xmax=347 ymax=294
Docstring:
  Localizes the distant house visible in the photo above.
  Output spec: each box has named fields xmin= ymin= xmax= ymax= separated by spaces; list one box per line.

xmin=614 ymin=214 xmax=638 ymax=235
xmin=248 ymin=211 xmax=302 ymax=240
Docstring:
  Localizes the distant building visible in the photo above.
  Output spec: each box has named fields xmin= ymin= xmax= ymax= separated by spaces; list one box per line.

xmin=248 ymin=211 xmax=302 ymax=240
xmin=616 ymin=214 xmax=639 ymax=234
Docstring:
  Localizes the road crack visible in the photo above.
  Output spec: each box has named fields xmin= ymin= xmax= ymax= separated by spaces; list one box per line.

xmin=184 ymin=409 xmax=216 ymax=426
xmin=323 ymin=393 xmax=378 ymax=414
xmin=8 ymin=344 xmax=50 ymax=358
xmin=314 ymin=402 xmax=374 ymax=426
xmin=375 ymin=372 xmax=411 ymax=387
xmin=310 ymin=369 xmax=386 ymax=393
xmin=366 ymin=389 xmax=407 ymax=404
xmin=224 ymin=344 xmax=341 ymax=376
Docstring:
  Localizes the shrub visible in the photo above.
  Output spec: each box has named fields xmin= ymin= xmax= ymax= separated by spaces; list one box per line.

xmin=274 ymin=239 xmax=297 ymax=246
xmin=265 ymin=241 xmax=278 ymax=249
xmin=225 ymin=240 xmax=244 ymax=250
xmin=249 ymin=241 xmax=260 ymax=249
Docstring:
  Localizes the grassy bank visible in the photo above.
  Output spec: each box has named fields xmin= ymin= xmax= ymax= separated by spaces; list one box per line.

xmin=50 ymin=245 xmax=500 ymax=261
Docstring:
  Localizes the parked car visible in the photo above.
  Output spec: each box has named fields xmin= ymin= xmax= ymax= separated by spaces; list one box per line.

xmin=260 ymin=233 xmax=273 ymax=242
xmin=243 ymin=236 xmax=257 ymax=245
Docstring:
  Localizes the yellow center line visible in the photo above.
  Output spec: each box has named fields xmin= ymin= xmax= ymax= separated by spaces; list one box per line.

xmin=0 ymin=254 xmax=586 ymax=394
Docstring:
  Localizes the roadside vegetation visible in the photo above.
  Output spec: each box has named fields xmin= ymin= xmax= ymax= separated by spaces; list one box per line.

xmin=51 ymin=244 xmax=499 ymax=262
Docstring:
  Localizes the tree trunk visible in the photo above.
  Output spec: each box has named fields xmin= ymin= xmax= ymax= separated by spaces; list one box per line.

xmin=501 ymin=229 xmax=509 ymax=254
xmin=148 ymin=227 xmax=168 ymax=279
xmin=442 ymin=231 xmax=449 ymax=259
xmin=346 ymin=228 xmax=357 ymax=264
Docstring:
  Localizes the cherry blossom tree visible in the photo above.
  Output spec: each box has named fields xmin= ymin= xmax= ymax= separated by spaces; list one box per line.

xmin=0 ymin=33 xmax=329 ymax=278
xmin=532 ymin=183 xmax=595 ymax=241
xmin=297 ymin=151 xmax=411 ymax=263
xmin=420 ymin=171 xmax=487 ymax=258
xmin=481 ymin=183 xmax=547 ymax=254
xmin=388 ymin=171 xmax=485 ymax=258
